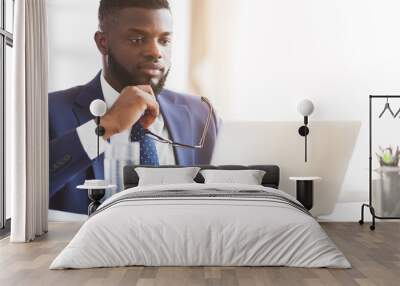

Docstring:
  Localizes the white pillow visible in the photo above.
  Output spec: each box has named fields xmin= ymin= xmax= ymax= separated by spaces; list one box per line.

xmin=135 ymin=167 xmax=201 ymax=186
xmin=200 ymin=169 xmax=266 ymax=185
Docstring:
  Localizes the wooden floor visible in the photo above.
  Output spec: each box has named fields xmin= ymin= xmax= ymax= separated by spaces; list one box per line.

xmin=0 ymin=222 xmax=399 ymax=286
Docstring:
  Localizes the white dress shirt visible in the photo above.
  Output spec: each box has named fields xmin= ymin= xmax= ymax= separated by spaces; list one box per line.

xmin=76 ymin=71 xmax=176 ymax=165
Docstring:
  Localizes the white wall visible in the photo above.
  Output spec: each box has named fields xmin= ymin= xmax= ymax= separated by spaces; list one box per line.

xmin=226 ymin=0 xmax=400 ymax=121
xmin=47 ymin=0 xmax=400 ymax=221
xmin=47 ymin=0 xmax=100 ymax=92
xmin=218 ymin=0 xmax=400 ymax=220
xmin=211 ymin=121 xmax=361 ymax=218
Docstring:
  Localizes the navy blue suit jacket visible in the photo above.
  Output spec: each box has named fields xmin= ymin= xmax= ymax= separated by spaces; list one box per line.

xmin=49 ymin=72 xmax=219 ymax=214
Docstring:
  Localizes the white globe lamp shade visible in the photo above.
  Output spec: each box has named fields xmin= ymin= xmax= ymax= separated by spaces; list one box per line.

xmin=297 ymin=99 xmax=315 ymax=116
xmin=90 ymin=100 xmax=107 ymax=117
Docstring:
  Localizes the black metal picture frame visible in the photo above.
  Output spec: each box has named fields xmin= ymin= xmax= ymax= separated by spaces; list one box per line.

xmin=359 ymin=95 xmax=400 ymax=230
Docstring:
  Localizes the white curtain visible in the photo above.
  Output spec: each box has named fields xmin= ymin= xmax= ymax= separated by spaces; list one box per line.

xmin=9 ymin=0 xmax=49 ymax=242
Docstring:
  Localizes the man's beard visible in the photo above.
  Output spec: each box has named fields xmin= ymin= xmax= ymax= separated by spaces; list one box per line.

xmin=108 ymin=50 xmax=169 ymax=96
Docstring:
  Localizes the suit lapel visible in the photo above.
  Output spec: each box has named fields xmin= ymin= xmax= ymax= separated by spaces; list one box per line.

xmin=158 ymin=91 xmax=195 ymax=165
xmin=73 ymin=72 xmax=104 ymax=124
xmin=72 ymin=72 xmax=105 ymax=179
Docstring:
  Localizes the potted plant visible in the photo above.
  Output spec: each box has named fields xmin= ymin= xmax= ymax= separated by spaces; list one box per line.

xmin=376 ymin=146 xmax=400 ymax=167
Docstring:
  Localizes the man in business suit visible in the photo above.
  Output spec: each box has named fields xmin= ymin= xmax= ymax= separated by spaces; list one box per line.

xmin=49 ymin=0 xmax=219 ymax=214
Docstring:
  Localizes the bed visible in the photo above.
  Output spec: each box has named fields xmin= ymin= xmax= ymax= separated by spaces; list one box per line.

xmin=50 ymin=165 xmax=350 ymax=269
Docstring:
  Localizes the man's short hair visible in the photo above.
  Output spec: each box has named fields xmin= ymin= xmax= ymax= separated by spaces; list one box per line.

xmin=99 ymin=0 xmax=171 ymax=30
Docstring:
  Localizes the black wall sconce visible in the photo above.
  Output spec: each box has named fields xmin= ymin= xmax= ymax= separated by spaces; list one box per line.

xmin=90 ymin=99 xmax=107 ymax=160
xmin=297 ymin=99 xmax=315 ymax=162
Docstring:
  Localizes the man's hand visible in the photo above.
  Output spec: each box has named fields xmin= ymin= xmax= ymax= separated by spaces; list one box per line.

xmin=100 ymin=85 xmax=159 ymax=140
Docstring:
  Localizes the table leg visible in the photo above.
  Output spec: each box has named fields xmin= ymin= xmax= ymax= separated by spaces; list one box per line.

xmin=296 ymin=180 xmax=313 ymax=210
xmin=88 ymin=189 xmax=105 ymax=216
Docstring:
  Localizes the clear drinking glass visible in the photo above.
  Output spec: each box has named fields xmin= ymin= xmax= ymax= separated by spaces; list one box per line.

xmin=103 ymin=143 xmax=139 ymax=199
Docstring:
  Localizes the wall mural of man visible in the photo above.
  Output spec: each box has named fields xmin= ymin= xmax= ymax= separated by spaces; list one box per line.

xmin=49 ymin=0 xmax=219 ymax=214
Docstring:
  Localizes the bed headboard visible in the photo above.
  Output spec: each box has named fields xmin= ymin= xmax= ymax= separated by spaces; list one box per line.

xmin=123 ymin=165 xmax=280 ymax=190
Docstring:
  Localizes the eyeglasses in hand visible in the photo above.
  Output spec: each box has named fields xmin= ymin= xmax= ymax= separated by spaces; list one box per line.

xmin=144 ymin=97 xmax=213 ymax=149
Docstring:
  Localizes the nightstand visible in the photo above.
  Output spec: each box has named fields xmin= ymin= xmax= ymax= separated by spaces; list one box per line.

xmin=77 ymin=184 xmax=116 ymax=215
xmin=289 ymin=177 xmax=321 ymax=210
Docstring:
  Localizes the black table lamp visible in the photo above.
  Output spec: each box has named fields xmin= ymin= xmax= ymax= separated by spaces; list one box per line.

xmin=297 ymin=99 xmax=315 ymax=162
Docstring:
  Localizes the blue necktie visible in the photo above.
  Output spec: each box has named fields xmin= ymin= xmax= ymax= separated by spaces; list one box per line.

xmin=130 ymin=122 xmax=159 ymax=166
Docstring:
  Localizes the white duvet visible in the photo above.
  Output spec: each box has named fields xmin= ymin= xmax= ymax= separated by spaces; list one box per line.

xmin=50 ymin=183 xmax=351 ymax=269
